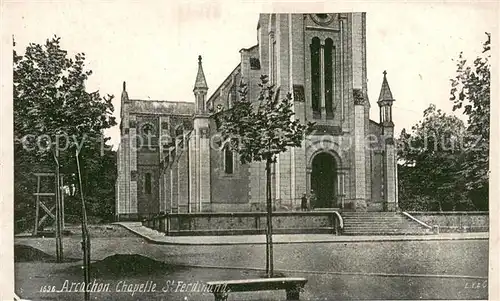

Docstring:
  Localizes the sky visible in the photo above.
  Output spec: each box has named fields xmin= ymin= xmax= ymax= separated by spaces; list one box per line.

xmin=3 ymin=1 xmax=497 ymax=148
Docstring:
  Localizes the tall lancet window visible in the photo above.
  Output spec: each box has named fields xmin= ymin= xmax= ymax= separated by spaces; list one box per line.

xmin=145 ymin=173 xmax=152 ymax=195
xmin=224 ymin=146 xmax=234 ymax=174
xmin=324 ymin=38 xmax=334 ymax=118
xmin=310 ymin=37 xmax=321 ymax=115
xmin=272 ymin=41 xmax=277 ymax=85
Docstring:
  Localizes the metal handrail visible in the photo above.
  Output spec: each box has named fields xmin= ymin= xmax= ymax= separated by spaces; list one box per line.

xmin=402 ymin=211 xmax=432 ymax=229
xmin=333 ymin=211 xmax=343 ymax=229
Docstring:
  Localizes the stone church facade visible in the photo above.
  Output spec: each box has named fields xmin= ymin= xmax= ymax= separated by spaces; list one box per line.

xmin=115 ymin=13 xmax=398 ymax=220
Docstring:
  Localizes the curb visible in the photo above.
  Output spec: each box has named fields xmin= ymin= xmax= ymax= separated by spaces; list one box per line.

xmin=116 ymin=223 xmax=489 ymax=246
xmin=172 ymin=263 xmax=488 ymax=280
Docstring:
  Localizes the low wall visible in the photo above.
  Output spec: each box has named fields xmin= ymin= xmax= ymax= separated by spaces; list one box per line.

xmin=407 ymin=211 xmax=489 ymax=233
xmin=143 ymin=211 xmax=341 ymax=236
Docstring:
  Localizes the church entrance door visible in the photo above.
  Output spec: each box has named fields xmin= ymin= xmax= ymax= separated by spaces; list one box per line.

xmin=311 ymin=152 xmax=337 ymax=208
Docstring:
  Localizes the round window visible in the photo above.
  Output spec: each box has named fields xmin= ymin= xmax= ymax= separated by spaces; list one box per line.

xmin=142 ymin=123 xmax=154 ymax=135
xmin=310 ymin=14 xmax=334 ymax=26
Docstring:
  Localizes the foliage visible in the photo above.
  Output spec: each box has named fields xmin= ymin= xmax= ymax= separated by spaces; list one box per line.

xmin=397 ymin=34 xmax=490 ymax=212
xmin=13 ymin=36 xmax=117 ymax=227
xmin=14 ymin=36 xmax=115 ymax=152
xmin=449 ymin=32 xmax=490 ymax=194
xmin=398 ymin=105 xmax=476 ymax=211
xmin=214 ymin=75 xmax=314 ymax=164
xmin=63 ymin=142 xmax=117 ymax=222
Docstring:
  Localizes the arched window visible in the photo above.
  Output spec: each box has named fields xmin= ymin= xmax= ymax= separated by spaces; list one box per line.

xmin=227 ymin=81 xmax=237 ymax=108
xmin=145 ymin=172 xmax=152 ymax=195
xmin=224 ymin=146 xmax=234 ymax=174
xmin=324 ymin=38 xmax=334 ymax=118
xmin=310 ymin=37 xmax=321 ymax=115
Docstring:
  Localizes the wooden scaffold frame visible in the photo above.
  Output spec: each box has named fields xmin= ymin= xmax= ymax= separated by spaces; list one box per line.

xmin=32 ymin=172 xmax=65 ymax=236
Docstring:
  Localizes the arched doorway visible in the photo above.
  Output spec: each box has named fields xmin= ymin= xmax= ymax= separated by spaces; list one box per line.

xmin=311 ymin=152 xmax=337 ymax=208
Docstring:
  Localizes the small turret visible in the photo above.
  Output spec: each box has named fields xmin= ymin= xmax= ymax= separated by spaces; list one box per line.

xmin=377 ymin=71 xmax=395 ymax=126
xmin=120 ymin=81 xmax=130 ymax=121
xmin=121 ymin=81 xmax=129 ymax=103
xmin=193 ymin=55 xmax=208 ymax=114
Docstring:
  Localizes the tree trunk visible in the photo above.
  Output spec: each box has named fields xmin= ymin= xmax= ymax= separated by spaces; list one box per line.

xmin=76 ymin=151 xmax=91 ymax=301
xmin=54 ymin=149 xmax=63 ymax=262
xmin=265 ymin=158 xmax=274 ymax=278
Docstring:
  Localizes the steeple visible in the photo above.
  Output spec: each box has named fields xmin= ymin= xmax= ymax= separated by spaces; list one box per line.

xmin=377 ymin=70 xmax=394 ymax=104
xmin=377 ymin=71 xmax=395 ymax=126
xmin=193 ymin=55 xmax=208 ymax=91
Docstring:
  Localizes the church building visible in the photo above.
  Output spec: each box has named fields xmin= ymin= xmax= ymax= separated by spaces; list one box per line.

xmin=115 ymin=13 xmax=398 ymax=220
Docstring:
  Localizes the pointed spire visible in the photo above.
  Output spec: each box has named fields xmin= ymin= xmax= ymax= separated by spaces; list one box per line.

xmin=378 ymin=70 xmax=394 ymax=103
xmin=193 ymin=55 xmax=208 ymax=91
xmin=121 ymin=81 xmax=129 ymax=102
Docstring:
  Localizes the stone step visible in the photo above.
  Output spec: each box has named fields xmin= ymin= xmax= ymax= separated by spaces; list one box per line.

xmin=344 ymin=219 xmax=407 ymax=224
xmin=344 ymin=222 xmax=408 ymax=226
xmin=342 ymin=216 xmax=401 ymax=219
xmin=344 ymin=225 xmax=422 ymax=230
xmin=342 ymin=219 xmax=405 ymax=223
xmin=341 ymin=213 xmax=402 ymax=216
xmin=339 ymin=211 xmax=431 ymax=235
xmin=341 ymin=211 xmax=400 ymax=215
xmin=343 ymin=217 xmax=402 ymax=219
xmin=343 ymin=227 xmax=425 ymax=231
xmin=343 ymin=230 xmax=424 ymax=234
xmin=342 ymin=215 xmax=402 ymax=217
xmin=342 ymin=231 xmax=431 ymax=236
xmin=343 ymin=223 xmax=418 ymax=227
xmin=344 ymin=224 xmax=422 ymax=228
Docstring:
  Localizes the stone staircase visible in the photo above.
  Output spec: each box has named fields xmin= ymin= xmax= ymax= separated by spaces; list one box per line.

xmin=341 ymin=211 xmax=433 ymax=235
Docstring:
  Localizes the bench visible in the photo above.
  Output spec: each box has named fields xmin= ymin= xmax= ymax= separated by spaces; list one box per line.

xmin=206 ymin=277 xmax=307 ymax=301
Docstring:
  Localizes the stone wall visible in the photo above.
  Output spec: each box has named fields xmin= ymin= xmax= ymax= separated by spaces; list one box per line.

xmin=408 ymin=211 xmax=489 ymax=232
xmin=145 ymin=211 xmax=341 ymax=235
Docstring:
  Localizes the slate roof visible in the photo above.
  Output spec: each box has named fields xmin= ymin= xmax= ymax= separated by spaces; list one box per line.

xmin=128 ymin=99 xmax=195 ymax=115
xmin=194 ymin=55 xmax=208 ymax=90
xmin=378 ymin=71 xmax=394 ymax=102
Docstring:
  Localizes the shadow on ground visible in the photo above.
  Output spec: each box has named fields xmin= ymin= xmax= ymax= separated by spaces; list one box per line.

xmin=65 ymin=254 xmax=186 ymax=277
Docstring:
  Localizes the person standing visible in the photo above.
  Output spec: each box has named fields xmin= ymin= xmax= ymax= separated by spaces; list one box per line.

xmin=309 ymin=190 xmax=316 ymax=210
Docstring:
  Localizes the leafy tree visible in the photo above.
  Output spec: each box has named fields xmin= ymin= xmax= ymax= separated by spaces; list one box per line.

xmin=13 ymin=36 xmax=116 ymax=223
xmin=13 ymin=34 xmax=117 ymax=276
xmin=215 ymin=75 xmax=313 ymax=277
xmin=398 ymin=34 xmax=490 ymax=212
xmin=14 ymin=36 xmax=116 ymax=295
xmin=398 ymin=105 xmax=475 ymax=211
xmin=449 ymin=33 xmax=490 ymax=207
